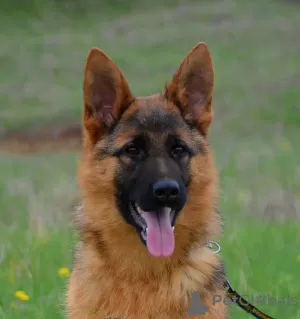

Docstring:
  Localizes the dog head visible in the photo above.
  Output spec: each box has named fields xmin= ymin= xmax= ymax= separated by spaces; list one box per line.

xmin=79 ymin=43 xmax=219 ymax=258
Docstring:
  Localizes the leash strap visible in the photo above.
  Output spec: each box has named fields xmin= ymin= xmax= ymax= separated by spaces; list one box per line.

xmin=224 ymin=279 xmax=275 ymax=319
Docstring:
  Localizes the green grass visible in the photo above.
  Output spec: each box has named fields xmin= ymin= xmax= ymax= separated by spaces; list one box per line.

xmin=0 ymin=0 xmax=300 ymax=318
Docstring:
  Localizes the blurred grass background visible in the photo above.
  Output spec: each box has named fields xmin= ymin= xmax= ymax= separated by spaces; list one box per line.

xmin=0 ymin=0 xmax=299 ymax=318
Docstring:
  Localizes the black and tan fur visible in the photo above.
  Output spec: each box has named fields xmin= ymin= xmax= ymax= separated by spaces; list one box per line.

xmin=67 ymin=42 xmax=228 ymax=318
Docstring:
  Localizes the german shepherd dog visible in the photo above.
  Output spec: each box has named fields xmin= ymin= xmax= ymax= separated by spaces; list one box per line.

xmin=67 ymin=43 xmax=227 ymax=318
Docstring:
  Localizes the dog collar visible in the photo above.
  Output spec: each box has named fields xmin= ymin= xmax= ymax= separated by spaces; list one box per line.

xmin=205 ymin=240 xmax=221 ymax=254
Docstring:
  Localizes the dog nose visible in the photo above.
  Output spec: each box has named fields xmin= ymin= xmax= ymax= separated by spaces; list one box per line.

xmin=152 ymin=179 xmax=180 ymax=203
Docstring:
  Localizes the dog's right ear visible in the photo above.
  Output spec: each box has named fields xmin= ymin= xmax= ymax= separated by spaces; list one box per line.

xmin=164 ymin=43 xmax=214 ymax=136
xmin=83 ymin=48 xmax=134 ymax=144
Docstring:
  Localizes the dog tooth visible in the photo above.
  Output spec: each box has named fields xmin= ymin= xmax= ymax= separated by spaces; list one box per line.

xmin=172 ymin=226 xmax=175 ymax=232
xmin=163 ymin=207 xmax=172 ymax=214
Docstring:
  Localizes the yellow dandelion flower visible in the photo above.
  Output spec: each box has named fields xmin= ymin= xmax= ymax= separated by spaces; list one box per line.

xmin=297 ymin=254 xmax=300 ymax=261
xmin=58 ymin=267 xmax=70 ymax=277
xmin=280 ymin=140 xmax=292 ymax=152
xmin=15 ymin=290 xmax=29 ymax=301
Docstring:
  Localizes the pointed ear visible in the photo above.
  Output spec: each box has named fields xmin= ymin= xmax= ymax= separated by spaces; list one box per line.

xmin=83 ymin=48 xmax=134 ymax=143
xmin=165 ymin=42 xmax=214 ymax=136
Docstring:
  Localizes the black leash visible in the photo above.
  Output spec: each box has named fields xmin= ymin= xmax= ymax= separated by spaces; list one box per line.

xmin=206 ymin=241 xmax=274 ymax=319
xmin=224 ymin=279 xmax=274 ymax=319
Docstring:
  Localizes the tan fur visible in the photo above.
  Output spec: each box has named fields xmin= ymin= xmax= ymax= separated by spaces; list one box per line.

xmin=67 ymin=43 xmax=228 ymax=318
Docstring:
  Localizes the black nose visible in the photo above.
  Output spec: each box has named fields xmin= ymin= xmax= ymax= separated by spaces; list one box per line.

xmin=152 ymin=179 xmax=180 ymax=203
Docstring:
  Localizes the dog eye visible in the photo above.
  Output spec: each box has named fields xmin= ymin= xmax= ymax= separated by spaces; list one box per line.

xmin=172 ymin=145 xmax=186 ymax=157
xmin=124 ymin=145 xmax=140 ymax=157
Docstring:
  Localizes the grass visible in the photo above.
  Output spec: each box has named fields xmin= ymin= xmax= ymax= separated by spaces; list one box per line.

xmin=0 ymin=0 xmax=300 ymax=318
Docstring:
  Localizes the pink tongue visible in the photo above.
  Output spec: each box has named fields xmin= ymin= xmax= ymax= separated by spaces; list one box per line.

xmin=142 ymin=208 xmax=175 ymax=257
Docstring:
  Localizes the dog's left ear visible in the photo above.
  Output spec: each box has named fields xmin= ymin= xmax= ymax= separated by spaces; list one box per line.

xmin=83 ymin=48 xmax=134 ymax=144
xmin=165 ymin=42 xmax=214 ymax=136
